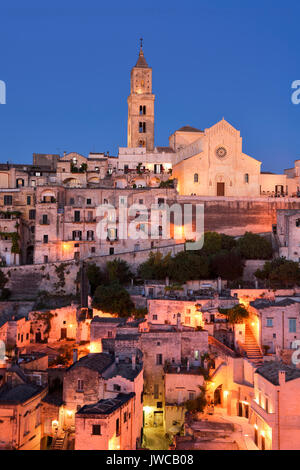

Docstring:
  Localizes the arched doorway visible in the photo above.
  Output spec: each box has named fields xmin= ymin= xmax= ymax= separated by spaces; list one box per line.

xmin=214 ymin=384 xmax=223 ymax=406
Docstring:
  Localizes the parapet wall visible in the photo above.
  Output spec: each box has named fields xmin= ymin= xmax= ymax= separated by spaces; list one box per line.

xmin=179 ymin=196 xmax=300 ymax=236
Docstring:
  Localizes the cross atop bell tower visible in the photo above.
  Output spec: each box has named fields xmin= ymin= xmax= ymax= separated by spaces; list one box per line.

xmin=127 ymin=40 xmax=155 ymax=151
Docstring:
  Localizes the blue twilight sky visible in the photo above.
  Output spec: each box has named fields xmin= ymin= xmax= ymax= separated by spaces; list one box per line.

xmin=0 ymin=0 xmax=299 ymax=173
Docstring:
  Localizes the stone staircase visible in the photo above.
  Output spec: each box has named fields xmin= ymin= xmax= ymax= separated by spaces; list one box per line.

xmin=51 ymin=436 xmax=64 ymax=450
xmin=9 ymin=271 xmax=41 ymax=300
xmin=243 ymin=324 xmax=263 ymax=365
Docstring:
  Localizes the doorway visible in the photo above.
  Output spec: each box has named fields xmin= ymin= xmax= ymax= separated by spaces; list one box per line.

xmin=153 ymin=411 xmax=163 ymax=427
xmin=60 ymin=328 xmax=67 ymax=340
xmin=217 ymin=182 xmax=225 ymax=196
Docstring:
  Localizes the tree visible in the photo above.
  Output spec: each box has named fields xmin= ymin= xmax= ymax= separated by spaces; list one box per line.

xmin=138 ymin=251 xmax=172 ymax=280
xmin=185 ymin=386 xmax=207 ymax=413
xmin=92 ymin=282 xmax=134 ymax=317
xmin=255 ymin=257 xmax=300 ymax=287
xmin=211 ymin=249 xmax=244 ymax=280
xmin=170 ymin=251 xmax=211 ymax=282
xmin=106 ymin=258 xmax=133 ymax=285
xmin=219 ymin=304 xmax=249 ymax=324
xmin=202 ymin=232 xmax=223 ymax=255
xmin=237 ymin=232 xmax=273 ymax=260
xmin=87 ymin=263 xmax=105 ymax=295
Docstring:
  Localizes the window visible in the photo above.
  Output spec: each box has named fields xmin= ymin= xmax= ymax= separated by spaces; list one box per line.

xmin=116 ymin=418 xmax=120 ymax=436
xmin=107 ymin=228 xmax=117 ymax=241
xmin=43 ymin=235 xmax=48 ymax=244
xmin=139 ymin=199 xmax=144 ymax=205
xmin=265 ymin=397 xmax=269 ymax=413
xmin=154 ymin=384 xmax=159 ymax=399
xmin=91 ymin=247 xmax=95 ymax=253
xmin=70 ymin=198 xmax=75 ymax=205
xmin=92 ymin=424 xmax=101 ymax=435
xmin=139 ymin=105 xmax=146 ymax=115
xmin=29 ymin=209 xmax=36 ymax=220
xmin=289 ymin=318 xmax=297 ymax=333
xmin=139 ymin=122 xmax=146 ymax=133
xmin=108 ymin=331 xmax=113 ymax=338
xmin=124 ymin=165 xmax=129 ymax=173
xmin=4 ymin=195 xmax=12 ymax=205
xmin=87 ymin=198 xmax=91 ymax=205
xmin=123 ymin=411 xmax=128 ymax=423
xmin=74 ymin=210 xmax=80 ymax=222
xmin=189 ymin=392 xmax=195 ymax=401
xmin=266 ymin=318 xmax=273 ymax=327
xmin=113 ymin=384 xmax=121 ymax=391
xmin=27 ymin=196 xmax=31 ymax=205
xmin=42 ymin=214 xmax=48 ymax=225
xmin=109 ymin=247 xmax=114 ymax=255
xmin=16 ymin=178 xmax=24 ymax=187
xmin=44 ymin=255 xmax=48 ymax=263
xmin=194 ymin=350 xmax=200 ymax=360
xmin=296 ymin=219 xmax=300 ymax=227
xmin=194 ymin=173 xmax=198 ymax=183
xmin=87 ymin=230 xmax=94 ymax=241
xmin=157 ymin=402 xmax=162 ymax=408
xmin=156 ymin=354 xmax=163 ymax=365
xmin=72 ymin=231 xmax=82 ymax=241
xmin=245 ymin=173 xmax=249 ymax=183
xmin=77 ymin=379 xmax=84 ymax=392
xmin=185 ymin=316 xmax=191 ymax=325
xmin=153 ymin=314 xmax=158 ymax=320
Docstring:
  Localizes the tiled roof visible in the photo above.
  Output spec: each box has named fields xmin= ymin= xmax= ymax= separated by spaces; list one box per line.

xmin=0 ymin=383 xmax=45 ymax=404
xmin=135 ymin=48 xmax=149 ymax=68
xmin=67 ymin=353 xmax=114 ymax=374
xmin=177 ymin=126 xmax=203 ymax=133
xmin=256 ymin=361 xmax=300 ymax=385
xmin=76 ymin=393 xmax=135 ymax=415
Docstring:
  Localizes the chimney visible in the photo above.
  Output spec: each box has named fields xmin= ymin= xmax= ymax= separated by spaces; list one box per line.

xmin=132 ymin=354 xmax=136 ymax=370
xmin=278 ymin=370 xmax=286 ymax=386
xmin=73 ymin=348 xmax=78 ymax=364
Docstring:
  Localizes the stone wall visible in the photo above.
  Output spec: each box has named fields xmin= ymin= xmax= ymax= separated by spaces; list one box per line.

xmin=178 ymin=196 xmax=300 ymax=236
xmin=1 ymin=243 xmax=185 ymax=300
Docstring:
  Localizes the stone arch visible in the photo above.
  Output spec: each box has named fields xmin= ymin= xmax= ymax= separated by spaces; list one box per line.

xmin=63 ymin=177 xmax=80 ymax=187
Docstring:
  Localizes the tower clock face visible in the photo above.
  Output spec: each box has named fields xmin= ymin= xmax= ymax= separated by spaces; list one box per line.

xmin=216 ymin=146 xmax=227 ymax=159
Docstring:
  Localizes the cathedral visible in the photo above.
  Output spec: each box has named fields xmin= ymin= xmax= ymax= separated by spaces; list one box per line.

xmin=122 ymin=42 xmax=300 ymax=198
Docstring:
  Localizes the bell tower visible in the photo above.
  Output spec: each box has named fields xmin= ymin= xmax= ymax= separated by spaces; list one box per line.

xmin=127 ymin=39 xmax=155 ymax=151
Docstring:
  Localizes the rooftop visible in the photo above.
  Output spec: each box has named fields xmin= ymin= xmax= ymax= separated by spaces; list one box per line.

xmin=177 ymin=125 xmax=203 ymax=133
xmin=0 ymin=383 xmax=45 ymax=404
xmin=67 ymin=353 xmax=114 ymax=374
xmin=256 ymin=361 xmax=300 ymax=385
xmin=76 ymin=393 xmax=135 ymax=416
xmin=91 ymin=316 xmax=126 ymax=325
xmin=250 ymin=298 xmax=298 ymax=309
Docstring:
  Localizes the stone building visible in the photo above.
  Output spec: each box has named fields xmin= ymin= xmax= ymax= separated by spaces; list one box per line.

xmin=75 ymin=392 xmax=137 ymax=450
xmin=276 ymin=209 xmax=300 ymax=261
xmin=140 ymin=324 xmax=208 ymax=428
xmin=251 ymin=361 xmax=300 ymax=450
xmin=0 ymin=315 xmax=31 ymax=350
xmin=249 ymin=298 xmax=300 ymax=354
xmin=0 ymin=364 xmax=47 ymax=450
xmin=62 ymin=351 xmax=143 ymax=446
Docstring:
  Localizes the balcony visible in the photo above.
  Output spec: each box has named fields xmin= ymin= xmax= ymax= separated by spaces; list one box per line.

xmin=39 ymin=219 xmax=50 ymax=225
